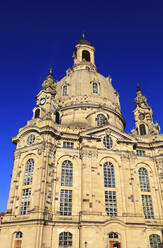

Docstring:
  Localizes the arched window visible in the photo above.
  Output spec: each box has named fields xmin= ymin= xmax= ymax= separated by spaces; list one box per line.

xmin=104 ymin=162 xmax=115 ymax=188
xmin=61 ymin=160 xmax=73 ymax=186
xmin=34 ymin=109 xmax=40 ymax=119
xmin=138 ymin=167 xmax=150 ymax=192
xmin=59 ymin=232 xmax=72 ymax=247
xmin=149 ymin=234 xmax=161 ymax=248
xmin=24 ymin=159 xmax=34 ymax=185
xmin=82 ymin=50 xmax=90 ymax=62
xmin=16 ymin=232 xmax=23 ymax=239
xmin=93 ymin=82 xmax=98 ymax=94
xmin=140 ymin=124 xmax=146 ymax=135
xmin=97 ymin=114 xmax=106 ymax=127
xmin=63 ymin=85 xmax=67 ymax=96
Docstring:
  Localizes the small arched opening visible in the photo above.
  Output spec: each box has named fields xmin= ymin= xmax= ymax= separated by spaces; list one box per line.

xmin=56 ymin=111 xmax=60 ymax=124
xmin=82 ymin=50 xmax=90 ymax=62
xmin=139 ymin=124 xmax=146 ymax=135
xmin=63 ymin=85 xmax=67 ymax=96
xmin=34 ymin=109 xmax=40 ymax=119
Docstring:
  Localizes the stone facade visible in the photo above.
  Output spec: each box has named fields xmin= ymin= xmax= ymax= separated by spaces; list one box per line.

xmin=0 ymin=36 xmax=163 ymax=248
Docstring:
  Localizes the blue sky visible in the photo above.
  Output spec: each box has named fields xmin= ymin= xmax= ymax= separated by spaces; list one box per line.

xmin=0 ymin=0 xmax=163 ymax=212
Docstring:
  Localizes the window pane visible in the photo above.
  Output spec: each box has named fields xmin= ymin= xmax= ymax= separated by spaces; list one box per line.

xmin=140 ymin=124 xmax=146 ymax=135
xmin=142 ymin=195 xmax=154 ymax=219
xmin=63 ymin=86 xmax=67 ymax=96
xmin=93 ymin=82 xmax=98 ymax=94
xmin=139 ymin=168 xmax=150 ymax=192
xmin=104 ymin=162 xmax=115 ymax=188
xmin=97 ymin=114 xmax=106 ymax=127
xmin=108 ymin=232 xmax=119 ymax=239
xmin=20 ymin=188 xmax=31 ymax=215
xmin=105 ymin=191 xmax=117 ymax=216
xmin=60 ymin=189 xmax=72 ymax=216
xmin=61 ymin=160 xmax=73 ymax=186
xmin=24 ymin=159 xmax=34 ymax=185
xmin=136 ymin=150 xmax=145 ymax=157
xmin=149 ymin=234 xmax=161 ymax=248
xmin=63 ymin=142 xmax=74 ymax=149
xmin=103 ymin=136 xmax=113 ymax=149
xmin=59 ymin=232 xmax=72 ymax=247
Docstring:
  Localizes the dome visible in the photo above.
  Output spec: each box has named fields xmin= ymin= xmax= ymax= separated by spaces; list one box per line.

xmin=77 ymin=33 xmax=93 ymax=47
xmin=55 ymin=68 xmax=125 ymax=131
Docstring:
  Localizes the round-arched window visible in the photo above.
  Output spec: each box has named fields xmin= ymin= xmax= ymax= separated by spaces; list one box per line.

xmin=24 ymin=158 xmax=34 ymax=185
xmin=103 ymin=136 xmax=113 ymax=149
xmin=138 ymin=167 xmax=150 ymax=192
xmin=140 ymin=124 xmax=146 ymax=135
xmin=61 ymin=160 xmax=73 ymax=186
xmin=34 ymin=109 xmax=40 ymax=119
xmin=59 ymin=232 xmax=72 ymax=247
xmin=82 ymin=50 xmax=90 ymax=62
xmin=97 ymin=114 xmax=106 ymax=127
xmin=104 ymin=162 xmax=115 ymax=188
xmin=149 ymin=234 xmax=161 ymax=248
xmin=27 ymin=134 xmax=35 ymax=145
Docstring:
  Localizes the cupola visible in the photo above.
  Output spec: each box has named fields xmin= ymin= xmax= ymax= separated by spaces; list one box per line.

xmin=72 ymin=34 xmax=96 ymax=71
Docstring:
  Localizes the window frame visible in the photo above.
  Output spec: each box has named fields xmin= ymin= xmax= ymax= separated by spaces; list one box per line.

xmin=140 ymin=124 xmax=146 ymax=135
xmin=149 ymin=234 xmax=161 ymax=248
xmin=63 ymin=85 xmax=67 ymax=96
xmin=60 ymin=189 xmax=72 ymax=216
xmin=59 ymin=232 xmax=73 ymax=247
xmin=63 ymin=142 xmax=74 ymax=149
xmin=61 ymin=160 xmax=73 ymax=187
xmin=23 ymin=159 xmax=34 ymax=186
xmin=105 ymin=190 xmax=117 ymax=216
xmin=138 ymin=167 xmax=150 ymax=192
xmin=96 ymin=113 xmax=106 ymax=127
xmin=104 ymin=162 xmax=116 ymax=188
xmin=141 ymin=194 xmax=154 ymax=219
xmin=103 ymin=135 xmax=113 ymax=149
xmin=20 ymin=188 xmax=31 ymax=215
xmin=137 ymin=150 xmax=146 ymax=157
xmin=93 ymin=82 xmax=98 ymax=94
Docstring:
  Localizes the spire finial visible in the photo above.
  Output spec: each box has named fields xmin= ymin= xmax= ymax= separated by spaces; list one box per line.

xmin=137 ymin=83 xmax=141 ymax=92
xmin=48 ymin=67 xmax=53 ymax=76
xmin=82 ymin=32 xmax=85 ymax=40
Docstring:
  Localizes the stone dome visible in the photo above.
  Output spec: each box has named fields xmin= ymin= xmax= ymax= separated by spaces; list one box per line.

xmin=54 ymin=36 xmax=125 ymax=131
xmin=55 ymin=68 xmax=125 ymax=131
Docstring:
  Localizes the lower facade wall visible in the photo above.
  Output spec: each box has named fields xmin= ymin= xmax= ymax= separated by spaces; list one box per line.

xmin=0 ymin=221 xmax=162 ymax=248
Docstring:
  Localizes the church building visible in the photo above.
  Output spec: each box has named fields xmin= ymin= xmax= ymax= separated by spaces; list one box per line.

xmin=0 ymin=35 xmax=163 ymax=248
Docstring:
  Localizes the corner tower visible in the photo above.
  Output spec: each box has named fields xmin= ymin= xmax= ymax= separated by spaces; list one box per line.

xmin=132 ymin=84 xmax=160 ymax=136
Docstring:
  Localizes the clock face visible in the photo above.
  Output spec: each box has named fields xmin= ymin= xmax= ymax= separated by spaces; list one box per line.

xmin=40 ymin=98 xmax=46 ymax=105
xmin=139 ymin=113 xmax=145 ymax=120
